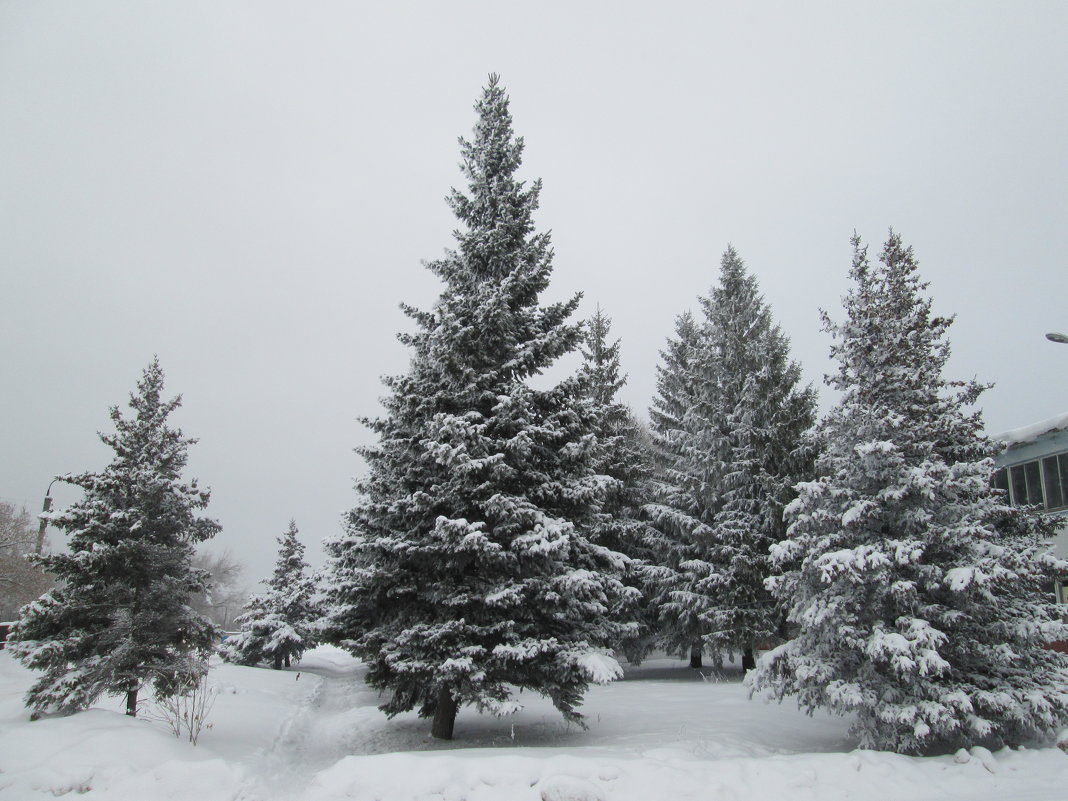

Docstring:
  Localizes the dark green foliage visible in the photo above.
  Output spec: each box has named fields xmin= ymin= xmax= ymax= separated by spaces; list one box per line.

xmin=647 ymin=248 xmax=815 ymax=666
xmin=222 ymin=520 xmax=318 ymax=669
xmin=694 ymin=247 xmax=816 ymax=663
xmin=578 ymin=306 xmax=658 ymax=662
xmin=322 ymin=77 xmax=633 ymax=738
xmin=8 ymin=359 xmax=219 ymax=717
xmin=750 ymin=232 xmax=1068 ymax=753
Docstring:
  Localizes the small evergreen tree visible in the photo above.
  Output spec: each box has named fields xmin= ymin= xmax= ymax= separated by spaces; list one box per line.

xmin=322 ymin=76 xmax=633 ymax=740
xmin=222 ymin=520 xmax=318 ymax=670
xmin=748 ymin=232 xmax=1068 ymax=753
xmin=578 ymin=306 xmax=657 ymax=661
xmin=8 ymin=359 xmax=219 ymax=718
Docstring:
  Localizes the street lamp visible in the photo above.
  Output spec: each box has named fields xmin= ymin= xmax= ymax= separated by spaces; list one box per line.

xmin=36 ymin=476 xmax=65 ymax=555
xmin=1046 ymin=332 xmax=1068 ymax=344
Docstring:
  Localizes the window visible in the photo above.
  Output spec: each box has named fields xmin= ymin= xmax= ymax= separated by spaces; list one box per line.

xmin=1010 ymin=462 xmax=1044 ymax=507
xmin=1050 ymin=454 xmax=1068 ymax=510
xmin=1010 ymin=463 xmax=1026 ymax=504
xmin=1060 ymin=453 xmax=1068 ymax=508
xmin=1046 ymin=454 xmax=1063 ymax=510
xmin=1000 ymin=450 xmax=1068 ymax=511
xmin=1026 ymin=461 xmax=1043 ymax=506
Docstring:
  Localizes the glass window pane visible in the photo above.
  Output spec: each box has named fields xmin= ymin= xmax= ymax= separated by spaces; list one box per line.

xmin=1025 ymin=461 xmax=1042 ymax=504
xmin=993 ymin=468 xmax=1009 ymax=496
xmin=1025 ymin=461 xmax=1044 ymax=507
xmin=1011 ymin=465 xmax=1028 ymax=505
xmin=1044 ymin=456 xmax=1065 ymax=509
xmin=1060 ymin=454 xmax=1068 ymax=508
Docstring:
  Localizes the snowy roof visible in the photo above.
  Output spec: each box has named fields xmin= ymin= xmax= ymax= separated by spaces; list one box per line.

xmin=991 ymin=411 xmax=1068 ymax=447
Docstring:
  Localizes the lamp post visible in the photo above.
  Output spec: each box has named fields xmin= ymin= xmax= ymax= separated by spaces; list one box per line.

xmin=36 ymin=477 xmax=64 ymax=555
xmin=1046 ymin=332 xmax=1068 ymax=344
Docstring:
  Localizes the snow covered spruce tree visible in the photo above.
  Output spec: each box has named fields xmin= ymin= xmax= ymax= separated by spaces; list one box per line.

xmin=8 ymin=358 xmax=219 ymax=718
xmin=322 ymin=76 xmax=634 ymax=740
xmin=692 ymin=247 xmax=815 ymax=673
xmin=646 ymin=310 xmax=709 ymax=667
xmin=222 ymin=520 xmax=318 ymax=670
xmin=748 ymin=232 xmax=1068 ymax=753
xmin=646 ymin=249 xmax=815 ymax=671
xmin=578 ymin=306 xmax=657 ymax=661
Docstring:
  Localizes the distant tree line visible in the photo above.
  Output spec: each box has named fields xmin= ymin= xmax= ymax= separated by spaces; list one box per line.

xmin=0 ymin=502 xmax=52 ymax=621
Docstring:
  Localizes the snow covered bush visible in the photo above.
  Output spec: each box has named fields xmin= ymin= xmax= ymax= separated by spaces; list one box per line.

xmin=148 ymin=660 xmax=217 ymax=745
xmin=221 ymin=520 xmax=318 ymax=670
xmin=7 ymin=358 xmax=219 ymax=719
xmin=748 ymin=232 xmax=1068 ymax=753
xmin=321 ymin=76 xmax=635 ymax=739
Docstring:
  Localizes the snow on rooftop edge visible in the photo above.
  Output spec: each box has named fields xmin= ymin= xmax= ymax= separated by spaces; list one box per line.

xmin=991 ymin=410 xmax=1068 ymax=446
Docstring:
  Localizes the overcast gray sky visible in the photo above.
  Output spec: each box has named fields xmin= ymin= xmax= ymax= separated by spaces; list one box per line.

xmin=2 ymin=1 xmax=1066 ymax=584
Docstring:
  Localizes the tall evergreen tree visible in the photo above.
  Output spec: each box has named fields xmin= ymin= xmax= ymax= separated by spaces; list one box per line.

xmin=646 ymin=310 xmax=710 ymax=667
xmin=8 ymin=359 xmax=219 ymax=718
xmin=322 ymin=76 xmax=633 ymax=740
xmin=693 ymin=247 xmax=816 ymax=673
xmin=749 ymin=232 xmax=1068 ymax=753
xmin=222 ymin=520 xmax=318 ymax=670
xmin=646 ymin=250 xmax=814 ymax=670
xmin=578 ymin=306 xmax=657 ymax=661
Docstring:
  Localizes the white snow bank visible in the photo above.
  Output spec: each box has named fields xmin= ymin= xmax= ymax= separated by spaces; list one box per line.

xmin=2 ymin=648 xmax=1067 ymax=801
xmin=0 ymin=661 xmax=245 ymax=799
xmin=992 ymin=411 xmax=1068 ymax=446
xmin=303 ymin=745 xmax=1068 ymax=801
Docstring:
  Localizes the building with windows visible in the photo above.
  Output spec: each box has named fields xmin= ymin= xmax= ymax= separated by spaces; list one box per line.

xmin=992 ymin=411 xmax=1068 ymax=603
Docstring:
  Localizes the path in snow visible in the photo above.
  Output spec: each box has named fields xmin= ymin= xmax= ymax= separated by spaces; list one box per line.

xmin=247 ymin=651 xmax=384 ymax=796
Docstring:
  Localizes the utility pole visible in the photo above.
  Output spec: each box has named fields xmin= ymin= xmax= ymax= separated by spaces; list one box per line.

xmin=36 ymin=477 xmax=63 ymax=555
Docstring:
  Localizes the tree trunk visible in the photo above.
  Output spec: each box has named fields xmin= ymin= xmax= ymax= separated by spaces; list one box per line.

xmin=741 ymin=647 xmax=756 ymax=676
xmin=777 ymin=615 xmax=790 ymax=640
xmin=431 ymin=686 xmax=458 ymax=740
xmin=273 ymin=654 xmax=283 ymax=670
xmin=284 ymin=654 xmax=291 ymax=668
xmin=689 ymin=644 xmax=703 ymax=669
xmin=125 ymin=686 xmax=138 ymax=717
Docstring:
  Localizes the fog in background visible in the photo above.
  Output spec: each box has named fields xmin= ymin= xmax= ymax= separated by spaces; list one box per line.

xmin=2 ymin=1 xmax=1066 ymax=582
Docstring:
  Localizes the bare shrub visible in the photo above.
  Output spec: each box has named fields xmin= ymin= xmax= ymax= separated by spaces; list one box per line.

xmin=146 ymin=669 xmax=217 ymax=745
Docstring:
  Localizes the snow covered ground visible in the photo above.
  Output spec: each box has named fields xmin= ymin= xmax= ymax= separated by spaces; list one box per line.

xmin=2 ymin=645 xmax=1067 ymax=800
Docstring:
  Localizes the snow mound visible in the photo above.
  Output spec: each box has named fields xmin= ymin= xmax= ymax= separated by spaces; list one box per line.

xmin=538 ymin=774 xmax=605 ymax=801
xmin=4 ymin=650 xmax=1068 ymax=801
xmin=992 ymin=411 xmax=1068 ymax=446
